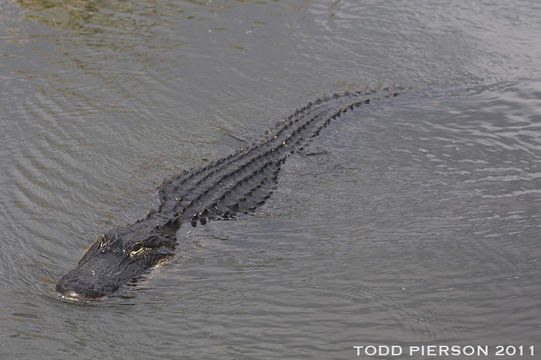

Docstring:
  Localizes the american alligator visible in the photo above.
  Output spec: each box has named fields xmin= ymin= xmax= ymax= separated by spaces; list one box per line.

xmin=56 ymin=87 xmax=400 ymax=301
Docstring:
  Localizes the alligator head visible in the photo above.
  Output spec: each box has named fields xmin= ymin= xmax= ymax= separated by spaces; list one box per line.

xmin=56 ymin=223 xmax=176 ymax=301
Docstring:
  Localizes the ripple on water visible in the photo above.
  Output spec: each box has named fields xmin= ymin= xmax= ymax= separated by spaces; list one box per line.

xmin=1 ymin=0 xmax=541 ymax=357
xmin=336 ymin=80 xmax=541 ymax=344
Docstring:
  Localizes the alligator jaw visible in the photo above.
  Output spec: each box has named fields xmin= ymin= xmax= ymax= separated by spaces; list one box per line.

xmin=55 ymin=254 xmax=122 ymax=301
xmin=56 ymin=281 xmax=107 ymax=302
xmin=57 ymin=291 xmax=86 ymax=302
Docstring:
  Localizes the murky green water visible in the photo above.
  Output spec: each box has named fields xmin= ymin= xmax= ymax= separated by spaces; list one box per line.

xmin=1 ymin=1 xmax=540 ymax=359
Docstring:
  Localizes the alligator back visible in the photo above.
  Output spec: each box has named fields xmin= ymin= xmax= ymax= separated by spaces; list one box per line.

xmin=156 ymin=88 xmax=399 ymax=230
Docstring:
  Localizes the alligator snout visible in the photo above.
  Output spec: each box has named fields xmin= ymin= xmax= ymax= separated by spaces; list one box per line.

xmin=56 ymin=277 xmax=111 ymax=301
xmin=56 ymin=264 xmax=120 ymax=301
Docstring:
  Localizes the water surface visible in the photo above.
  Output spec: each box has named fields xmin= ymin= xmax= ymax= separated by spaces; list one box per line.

xmin=1 ymin=0 xmax=540 ymax=358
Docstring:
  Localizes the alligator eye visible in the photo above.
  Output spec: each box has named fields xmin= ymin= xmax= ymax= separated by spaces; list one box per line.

xmin=131 ymin=242 xmax=143 ymax=252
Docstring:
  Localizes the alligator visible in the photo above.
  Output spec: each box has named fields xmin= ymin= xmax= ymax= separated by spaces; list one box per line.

xmin=56 ymin=87 xmax=400 ymax=301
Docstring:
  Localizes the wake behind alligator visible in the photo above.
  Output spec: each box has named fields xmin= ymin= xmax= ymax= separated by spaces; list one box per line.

xmin=56 ymin=88 xmax=400 ymax=301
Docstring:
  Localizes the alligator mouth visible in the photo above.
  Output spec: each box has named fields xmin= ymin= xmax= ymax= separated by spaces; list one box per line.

xmin=56 ymin=287 xmax=95 ymax=302
xmin=55 ymin=252 xmax=124 ymax=301
xmin=59 ymin=292 xmax=86 ymax=301
xmin=56 ymin=278 xmax=114 ymax=301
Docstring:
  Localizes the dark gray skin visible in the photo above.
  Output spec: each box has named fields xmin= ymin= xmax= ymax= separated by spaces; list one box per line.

xmin=56 ymin=220 xmax=176 ymax=300
xmin=56 ymin=88 xmax=399 ymax=301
